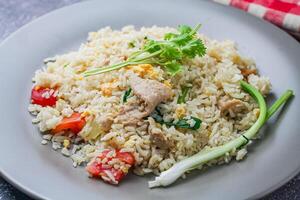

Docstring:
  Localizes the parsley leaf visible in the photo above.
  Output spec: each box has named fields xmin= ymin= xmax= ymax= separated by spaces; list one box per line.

xmin=165 ymin=61 xmax=182 ymax=76
xmin=83 ymin=24 xmax=206 ymax=77
xmin=178 ymin=25 xmax=193 ymax=34
xmin=181 ymin=38 xmax=206 ymax=58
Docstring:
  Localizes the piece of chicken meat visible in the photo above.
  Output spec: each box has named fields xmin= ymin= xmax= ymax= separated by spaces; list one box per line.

xmin=117 ymin=74 xmax=172 ymax=125
xmin=218 ymin=97 xmax=247 ymax=117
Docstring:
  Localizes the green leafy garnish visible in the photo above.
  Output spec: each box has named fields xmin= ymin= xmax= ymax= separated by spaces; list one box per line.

xmin=177 ymin=86 xmax=191 ymax=104
xmin=152 ymin=110 xmax=201 ymax=130
xmin=128 ymin=41 xmax=136 ymax=48
xmin=122 ymin=88 xmax=132 ymax=103
xmin=148 ymin=81 xmax=294 ymax=188
xmin=175 ymin=117 xmax=201 ymax=130
xmin=83 ymin=24 xmax=206 ymax=77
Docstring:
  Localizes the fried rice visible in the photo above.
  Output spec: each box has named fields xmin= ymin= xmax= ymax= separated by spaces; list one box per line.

xmin=28 ymin=25 xmax=271 ymax=176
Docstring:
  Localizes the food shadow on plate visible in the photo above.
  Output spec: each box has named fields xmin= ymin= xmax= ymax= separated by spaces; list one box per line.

xmin=254 ymin=92 xmax=294 ymax=144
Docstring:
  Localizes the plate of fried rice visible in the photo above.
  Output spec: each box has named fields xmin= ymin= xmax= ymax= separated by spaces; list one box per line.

xmin=0 ymin=0 xmax=299 ymax=199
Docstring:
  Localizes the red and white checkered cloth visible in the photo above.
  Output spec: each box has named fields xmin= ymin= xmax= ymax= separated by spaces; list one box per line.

xmin=214 ymin=0 xmax=300 ymax=39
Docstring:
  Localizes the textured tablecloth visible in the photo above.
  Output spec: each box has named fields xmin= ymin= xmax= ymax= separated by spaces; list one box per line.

xmin=213 ymin=0 xmax=300 ymax=40
xmin=0 ymin=0 xmax=299 ymax=199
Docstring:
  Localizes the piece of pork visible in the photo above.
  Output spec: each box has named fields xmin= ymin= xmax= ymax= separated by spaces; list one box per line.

xmin=218 ymin=98 xmax=247 ymax=116
xmin=117 ymin=75 xmax=173 ymax=125
xmin=148 ymin=117 xmax=172 ymax=149
xmin=130 ymin=75 xmax=173 ymax=114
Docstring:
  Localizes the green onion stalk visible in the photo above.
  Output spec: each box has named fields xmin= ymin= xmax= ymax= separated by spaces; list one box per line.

xmin=148 ymin=81 xmax=293 ymax=188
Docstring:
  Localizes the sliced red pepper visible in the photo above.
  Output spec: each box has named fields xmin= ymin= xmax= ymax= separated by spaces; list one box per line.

xmin=116 ymin=151 xmax=135 ymax=165
xmin=31 ymin=86 xmax=57 ymax=107
xmin=86 ymin=162 xmax=126 ymax=184
xmin=86 ymin=149 xmax=135 ymax=185
xmin=52 ymin=112 xmax=86 ymax=134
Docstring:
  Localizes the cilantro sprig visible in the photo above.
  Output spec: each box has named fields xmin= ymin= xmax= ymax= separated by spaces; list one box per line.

xmin=83 ymin=24 xmax=206 ymax=77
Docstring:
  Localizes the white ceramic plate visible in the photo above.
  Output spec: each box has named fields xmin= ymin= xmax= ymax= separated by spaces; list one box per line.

xmin=0 ymin=0 xmax=299 ymax=199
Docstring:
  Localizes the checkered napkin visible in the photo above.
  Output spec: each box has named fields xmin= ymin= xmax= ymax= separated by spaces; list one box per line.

xmin=213 ymin=0 xmax=300 ymax=39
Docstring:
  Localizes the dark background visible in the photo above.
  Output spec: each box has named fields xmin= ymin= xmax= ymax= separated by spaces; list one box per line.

xmin=0 ymin=0 xmax=299 ymax=199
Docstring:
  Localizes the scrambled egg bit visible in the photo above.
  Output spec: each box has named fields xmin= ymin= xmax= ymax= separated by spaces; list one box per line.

xmin=100 ymin=78 xmax=119 ymax=97
xmin=125 ymin=64 xmax=158 ymax=79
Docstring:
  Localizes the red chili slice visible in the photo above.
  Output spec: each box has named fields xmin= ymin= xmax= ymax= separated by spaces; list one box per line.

xmin=31 ymin=86 xmax=57 ymax=107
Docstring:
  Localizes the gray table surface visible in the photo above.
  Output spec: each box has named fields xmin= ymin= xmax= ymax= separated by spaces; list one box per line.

xmin=0 ymin=0 xmax=299 ymax=199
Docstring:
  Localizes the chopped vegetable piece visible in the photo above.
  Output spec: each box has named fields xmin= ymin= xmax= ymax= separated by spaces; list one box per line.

xmin=265 ymin=89 xmax=294 ymax=121
xmin=52 ymin=112 xmax=86 ymax=134
xmin=148 ymin=81 xmax=293 ymax=188
xmin=177 ymin=86 xmax=191 ymax=104
xmin=152 ymin=109 xmax=201 ymax=130
xmin=83 ymin=24 xmax=206 ymax=77
xmin=128 ymin=41 xmax=136 ymax=48
xmin=122 ymin=88 xmax=132 ymax=103
xmin=152 ymin=112 xmax=168 ymax=124
xmin=79 ymin=119 xmax=104 ymax=141
xmin=116 ymin=151 xmax=135 ymax=165
xmin=86 ymin=149 xmax=135 ymax=185
xmin=31 ymin=86 xmax=57 ymax=107
xmin=175 ymin=117 xmax=201 ymax=130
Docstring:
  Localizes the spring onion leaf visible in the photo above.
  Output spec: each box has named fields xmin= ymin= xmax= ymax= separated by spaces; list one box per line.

xmin=83 ymin=24 xmax=206 ymax=77
xmin=122 ymin=88 xmax=132 ymax=103
xmin=148 ymin=81 xmax=293 ymax=188
xmin=175 ymin=117 xmax=201 ymax=130
xmin=177 ymin=86 xmax=191 ymax=104
xmin=266 ymin=89 xmax=294 ymax=121
xmin=152 ymin=110 xmax=201 ymax=130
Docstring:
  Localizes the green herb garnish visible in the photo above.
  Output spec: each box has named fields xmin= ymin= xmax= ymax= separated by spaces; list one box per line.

xmin=148 ymin=81 xmax=294 ymax=188
xmin=177 ymin=86 xmax=191 ymax=104
xmin=175 ymin=117 xmax=201 ymax=130
xmin=83 ymin=24 xmax=206 ymax=77
xmin=152 ymin=110 xmax=201 ymax=130
xmin=128 ymin=41 xmax=136 ymax=48
xmin=122 ymin=88 xmax=132 ymax=103
xmin=151 ymin=112 xmax=173 ymax=127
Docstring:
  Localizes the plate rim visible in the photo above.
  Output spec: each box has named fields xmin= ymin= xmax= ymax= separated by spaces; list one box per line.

xmin=0 ymin=0 xmax=299 ymax=199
